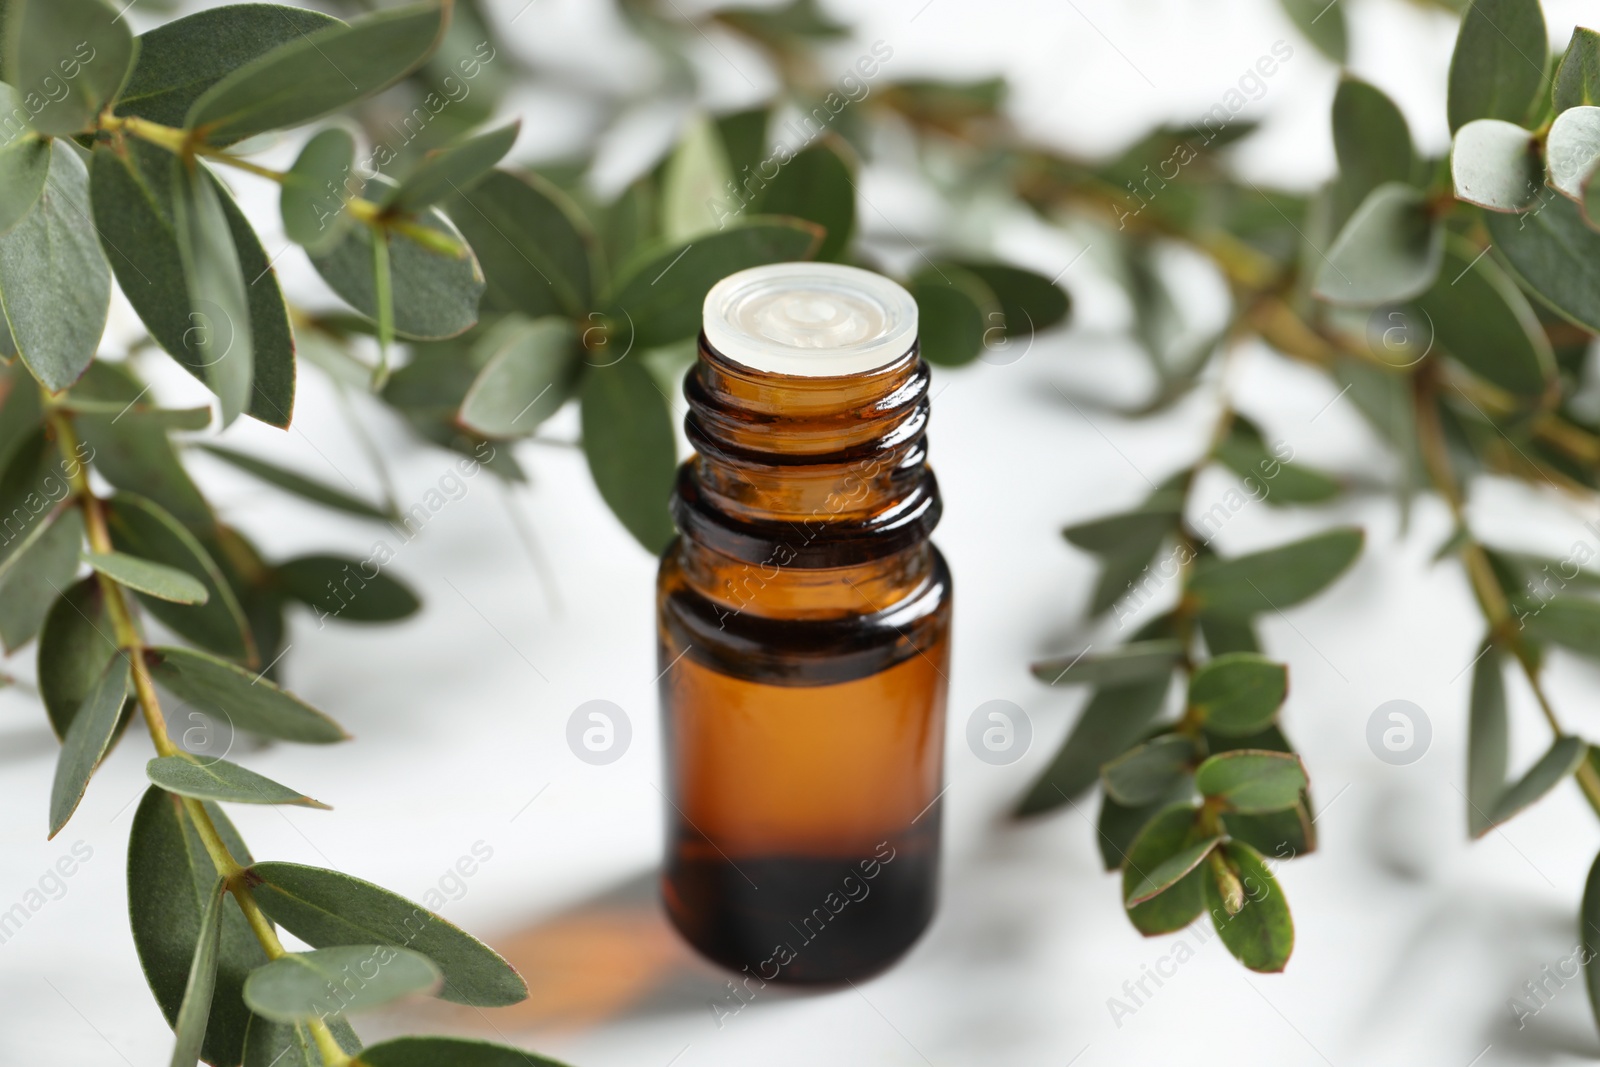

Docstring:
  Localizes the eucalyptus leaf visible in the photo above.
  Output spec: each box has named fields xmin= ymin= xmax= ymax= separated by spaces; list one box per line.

xmin=4 ymin=0 xmax=135 ymax=136
xmin=1486 ymin=193 xmax=1600 ymax=332
xmin=246 ymin=862 xmax=528 ymax=1007
xmin=1523 ymin=596 xmax=1600 ymax=658
xmin=282 ymin=127 xmax=359 ymax=255
xmin=1555 ymin=28 xmax=1600 ymax=113
xmin=0 ymin=503 xmax=82 ymax=653
xmin=1030 ymin=639 xmax=1185 ymax=688
xmin=359 ymin=1036 xmax=575 ymax=1067
xmin=385 ymin=120 xmax=519 ymax=214
xmin=580 ymin=356 xmax=677 ymax=554
xmin=186 ymin=3 xmax=448 ymax=145
xmin=1450 ymin=119 xmax=1541 ymax=211
xmin=1016 ymin=668 xmax=1174 ymax=815
xmin=1120 ymin=804 xmax=1208 ymax=934
xmin=129 ymin=787 xmax=267 ymax=1067
xmin=1313 ymin=182 xmax=1443 ymax=305
xmin=85 ymin=550 xmax=209 ymax=605
xmin=0 ymin=85 xmax=49 ymax=235
xmin=38 ymin=577 xmax=120 ymax=739
xmin=1126 ymin=834 xmax=1222 ymax=906
xmin=950 ymin=261 xmax=1071 ymax=336
xmin=116 ymin=4 xmax=342 ymax=128
xmin=1277 ymin=0 xmax=1346 ymax=63
xmin=198 ymin=445 xmax=392 ymax=522
xmin=275 ymin=555 xmax=420 ymax=623
xmin=1195 ymin=750 xmax=1308 ymax=813
xmin=1446 ymin=0 xmax=1548 ymax=132
xmin=448 ymin=169 xmax=595 ymax=320
xmin=1213 ymin=418 xmax=1339 ymax=506
xmin=1478 ymin=735 xmax=1587 ymax=834
xmin=1419 ymin=235 xmax=1555 ymax=396
xmin=148 ymin=754 xmax=329 ymax=809
xmin=754 ymin=139 xmax=856 ymax=262
xmin=48 ymin=652 xmax=130 ymax=837
xmin=0 ymin=141 xmax=109 ymax=392
xmin=145 ymin=645 xmax=347 ymax=745
xmin=1332 ymin=77 xmax=1414 ymax=204
xmin=1583 ymin=850 xmax=1600 ymax=1028
xmin=1102 ymin=735 xmax=1193 ymax=807
xmin=1466 ymin=643 xmax=1508 ymax=837
xmin=1206 ymin=840 xmax=1294 ymax=972
xmin=243 ymin=946 xmax=440 ymax=1023
xmin=1546 ymin=106 xmax=1600 ymax=201
xmin=661 ymin=112 xmax=733 ymax=242
xmin=459 ymin=316 xmax=581 ymax=438
xmin=910 ymin=264 xmax=997 ymax=366
xmin=1188 ymin=527 xmax=1364 ymax=619
xmin=1188 ymin=653 xmax=1288 ymax=736
xmin=170 ymin=879 xmax=227 ymax=1067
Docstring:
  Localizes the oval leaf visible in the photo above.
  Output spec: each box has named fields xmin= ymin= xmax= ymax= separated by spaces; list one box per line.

xmin=1102 ymin=734 xmax=1194 ymax=807
xmin=1479 ymin=735 xmax=1587 ymax=834
xmin=754 ymin=139 xmax=856 ymax=262
xmin=1332 ymin=76 xmax=1414 ymax=205
xmin=85 ymin=550 xmax=209 ymax=604
xmin=1486 ymin=193 xmax=1600 ymax=332
xmin=275 ymin=554 xmax=420 ymax=624
xmin=1188 ymin=527 xmax=1364 ymax=620
xmin=1188 ymin=653 xmax=1288 ymax=736
xmin=197 ymin=444 xmax=391 ymax=522
xmin=1031 ymin=639 xmax=1185 ymax=688
xmin=1523 ymin=595 xmax=1600 ymax=657
xmin=448 ymin=168 xmax=595 ymax=320
xmin=1313 ymin=182 xmax=1443 ymax=306
xmin=1555 ymin=27 xmax=1600 ymax=113
xmin=1451 ymin=118 xmax=1541 ymax=211
xmin=0 ymin=85 xmax=49 ymax=234
xmin=48 ymin=652 xmax=131 ymax=837
xmin=1447 ymin=0 xmax=1548 ymax=132
xmin=1122 ymin=804 xmax=1208 ymax=934
xmin=1195 ymin=749 xmax=1308 ymax=813
xmin=4 ymin=0 xmax=135 ymax=135
xmin=38 ymin=577 xmax=120 ymax=739
xmin=1418 ymin=235 xmax=1555 ymax=396
xmin=1126 ymin=834 xmax=1222 ymax=907
xmin=1547 ymin=105 xmax=1600 ymax=201
xmin=1467 ymin=643 xmax=1509 ymax=837
xmin=147 ymin=754 xmax=329 ymax=809
xmin=245 ymin=861 xmax=528 ymax=1007
xmin=580 ymin=356 xmax=677 ymax=554
xmin=1205 ymin=840 xmax=1294 ymax=972
xmin=243 ymin=945 xmax=440 ymax=1023
xmin=282 ymin=126 xmax=359 ymax=255
xmin=910 ymin=264 xmax=998 ymax=366
xmin=1016 ymin=668 xmax=1175 ymax=815
xmin=169 ymin=879 xmax=226 ymax=1067
xmin=459 ymin=316 xmax=581 ymax=438
xmin=360 ymin=1036 xmax=575 ymax=1067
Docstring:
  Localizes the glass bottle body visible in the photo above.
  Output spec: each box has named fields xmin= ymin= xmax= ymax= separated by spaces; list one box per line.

xmin=655 ymin=339 xmax=950 ymax=984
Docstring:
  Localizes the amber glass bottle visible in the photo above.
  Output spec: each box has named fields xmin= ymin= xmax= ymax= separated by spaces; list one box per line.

xmin=656 ymin=263 xmax=951 ymax=984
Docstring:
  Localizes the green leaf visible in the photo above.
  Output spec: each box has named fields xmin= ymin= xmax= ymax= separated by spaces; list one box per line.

xmin=1030 ymin=639 xmax=1185 ymax=688
xmin=1582 ymin=849 xmax=1600 ymax=1031
xmin=909 ymin=265 xmax=997 ymax=366
xmin=89 ymin=143 xmax=296 ymax=427
xmin=275 ymin=555 xmax=420 ymax=623
xmin=605 ymin=219 xmax=822 ymax=349
xmin=1450 ymin=119 xmax=1542 ymax=211
xmin=1277 ymin=0 xmax=1346 ymax=63
xmin=104 ymin=494 xmax=255 ymax=663
xmin=1213 ymin=418 xmax=1340 ymax=506
xmin=1188 ymin=527 xmax=1364 ymax=619
xmin=1522 ymin=595 xmax=1600 ymax=657
xmin=1478 ymin=735 xmax=1587 ymax=833
xmin=243 ymin=945 xmax=440 ymax=1023
xmin=949 ymin=261 xmax=1070 ymax=337
xmin=198 ymin=445 xmax=391 ymax=522
xmin=39 ymin=578 xmax=121 ymax=739
xmin=309 ymin=196 xmax=483 ymax=341
xmin=1126 ymin=834 xmax=1222 ymax=906
xmin=186 ymin=3 xmax=447 ymax=145
xmin=246 ymin=861 xmax=528 ymax=1007
xmin=1096 ymin=781 xmax=1193 ymax=870
xmin=661 ymin=113 xmax=733 ymax=242
xmin=1447 ymin=0 xmax=1548 ymax=132
xmin=85 ymin=550 xmax=209 ymax=604
xmin=170 ymin=879 xmax=227 ymax=1067
xmin=241 ymin=1016 xmax=360 ymax=1067
xmin=48 ymin=652 xmax=130 ymax=837
xmin=1467 ymin=643 xmax=1508 ymax=836
xmin=1195 ymin=749 xmax=1308 ymax=813
xmin=0 ymin=504 xmax=82 ymax=653
xmin=57 ymin=398 xmax=211 ymax=430
xmin=281 ymin=127 xmax=358 ymax=255
xmin=145 ymin=645 xmax=347 ymax=745
xmin=0 ymin=141 xmax=109 ymax=391
xmin=1313 ymin=182 xmax=1443 ymax=306
xmin=129 ymin=787 xmax=267 ymax=1067
xmin=116 ymin=4 xmax=342 ymax=128
xmin=1418 ymin=235 xmax=1555 ymax=396
xmin=1332 ymin=77 xmax=1414 ymax=205
xmin=448 ymin=169 xmax=595 ymax=320
xmin=1015 ymin=670 xmax=1174 ymax=815
xmin=1199 ymin=614 xmax=1261 ymax=657
xmin=580 ymin=356 xmax=677 ymax=554
xmin=1188 ymin=653 xmax=1288 ymax=736
xmin=458 ymin=316 xmax=582 ymax=438
xmin=359 ymin=1036 xmax=575 ymax=1067
xmin=1555 ymin=28 xmax=1600 ymax=112
xmin=1205 ymin=840 xmax=1294 ymax=972
xmin=754 ymin=140 xmax=856 ymax=262
xmin=4 ymin=0 xmax=135 ymax=135
xmin=1486 ymin=193 xmax=1600 ymax=332
xmin=715 ymin=107 xmax=771 ymax=181
xmin=1122 ymin=805 xmax=1208 ymax=934
xmin=0 ymin=85 xmax=49 ymax=234
xmin=1062 ymin=493 xmax=1184 ymax=555
xmin=1102 ymin=734 xmax=1193 ymax=807
xmin=1546 ymin=106 xmax=1600 ymax=201
xmin=148 ymin=754 xmax=329 ymax=809
xmin=385 ymin=120 xmax=519 ymax=214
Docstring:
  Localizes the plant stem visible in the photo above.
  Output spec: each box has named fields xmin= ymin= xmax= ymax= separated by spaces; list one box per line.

xmin=44 ymin=399 xmax=354 ymax=1066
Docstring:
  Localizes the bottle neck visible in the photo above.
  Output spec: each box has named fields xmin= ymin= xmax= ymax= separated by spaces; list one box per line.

xmin=669 ymin=334 xmax=942 ymax=617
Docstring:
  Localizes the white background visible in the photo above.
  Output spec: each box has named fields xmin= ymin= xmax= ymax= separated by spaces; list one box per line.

xmin=4 ymin=0 xmax=1600 ymax=1064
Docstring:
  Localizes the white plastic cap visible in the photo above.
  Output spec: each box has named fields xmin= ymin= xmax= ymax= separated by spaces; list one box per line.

xmin=702 ymin=263 xmax=918 ymax=377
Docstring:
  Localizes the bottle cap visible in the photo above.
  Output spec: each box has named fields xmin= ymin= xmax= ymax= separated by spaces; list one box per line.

xmin=702 ymin=262 xmax=918 ymax=377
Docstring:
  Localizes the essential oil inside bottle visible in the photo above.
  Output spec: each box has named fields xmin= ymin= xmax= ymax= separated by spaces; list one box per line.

xmin=656 ymin=263 xmax=951 ymax=984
